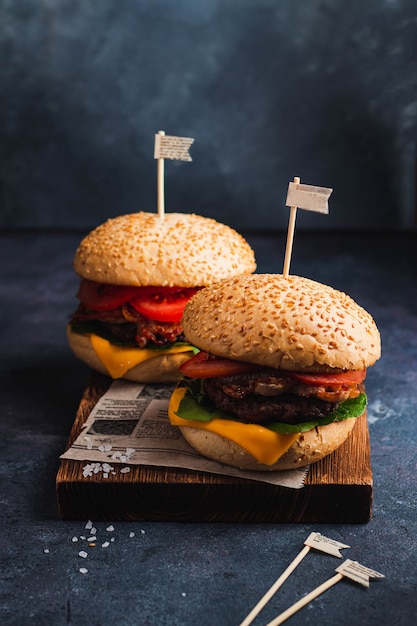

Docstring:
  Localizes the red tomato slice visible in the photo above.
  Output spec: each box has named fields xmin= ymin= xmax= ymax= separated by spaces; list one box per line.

xmin=181 ymin=352 xmax=367 ymax=384
xmin=77 ymin=280 xmax=140 ymax=311
xmin=78 ymin=281 xmax=199 ymax=319
xmin=289 ymin=369 xmax=367 ymax=386
xmin=180 ymin=351 xmax=262 ymax=378
xmin=129 ymin=287 xmax=199 ymax=323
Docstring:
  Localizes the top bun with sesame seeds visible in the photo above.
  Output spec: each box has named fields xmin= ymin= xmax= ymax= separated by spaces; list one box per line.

xmin=73 ymin=212 xmax=256 ymax=287
xmin=181 ymin=273 xmax=381 ymax=372
xmin=67 ymin=212 xmax=256 ymax=383
xmin=168 ymin=273 xmax=381 ymax=471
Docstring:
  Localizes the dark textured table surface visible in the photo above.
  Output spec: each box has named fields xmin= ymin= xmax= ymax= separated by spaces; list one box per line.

xmin=1 ymin=230 xmax=416 ymax=626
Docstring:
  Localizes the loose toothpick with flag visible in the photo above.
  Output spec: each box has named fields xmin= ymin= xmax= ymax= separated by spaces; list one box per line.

xmin=238 ymin=532 xmax=350 ymax=626
xmin=154 ymin=130 xmax=194 ymax=219
xmin=266 ymin=559 xmax=384 ymax=626
xmin=283 ymin=176 xmax=333 ymax=277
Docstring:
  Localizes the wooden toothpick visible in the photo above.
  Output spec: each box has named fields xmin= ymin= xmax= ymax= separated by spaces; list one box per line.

xmin=155 ymin=130 xmax=166 ymax=219
xmin=282 ymin=175 xmax=300 ymax=278
xmin=265 ymin=572 xmax=344 ymax=626
xmin=238 ymin=533 xmax=349 ymax=626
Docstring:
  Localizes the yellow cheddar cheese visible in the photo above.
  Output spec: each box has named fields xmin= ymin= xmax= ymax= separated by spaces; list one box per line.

xmin=90 ymin=334 xmax=194 ymax=379
xmin=168 ymin=387 xmax=299 ymax=465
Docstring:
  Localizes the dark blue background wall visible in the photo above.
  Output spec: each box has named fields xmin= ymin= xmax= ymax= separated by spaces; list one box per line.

xmin=1 ymin=0 xmax=417 ymax=231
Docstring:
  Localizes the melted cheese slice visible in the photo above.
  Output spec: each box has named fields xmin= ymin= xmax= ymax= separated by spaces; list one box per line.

xmin=90 ymin=334 xmax=194 ymax=379
xmin=168 ymin=387 xmax=299 ymax=466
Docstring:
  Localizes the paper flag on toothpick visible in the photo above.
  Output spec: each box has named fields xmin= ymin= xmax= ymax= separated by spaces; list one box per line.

xmin=266 ymin=559 xmax=384 ymax=626
xmin=286 ymin=181 xmax=333 ymax=214
xmin=304 ymin=532 xmax=350 ymax=558
xmin=282 ymin=177 xmax=332 ymax=278
xmin=335 ymin=559 xmax=385 ymax=588
xmin=154 ymin=133 xmax=194 ymax=161
xmin=237 ymin=533 xmax=349 ymax=626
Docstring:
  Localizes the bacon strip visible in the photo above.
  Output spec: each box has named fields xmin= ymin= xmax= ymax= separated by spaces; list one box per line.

xmin=70 ymin=304 xmax=185 ymax=347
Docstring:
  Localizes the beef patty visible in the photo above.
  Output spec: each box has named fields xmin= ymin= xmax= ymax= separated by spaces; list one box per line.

xmin=202 ymin=371 xmax=339 ymax=424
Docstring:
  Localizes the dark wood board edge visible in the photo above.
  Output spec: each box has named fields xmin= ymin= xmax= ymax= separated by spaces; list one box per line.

xmin=56 ymin=372 xmax=373 ymax=523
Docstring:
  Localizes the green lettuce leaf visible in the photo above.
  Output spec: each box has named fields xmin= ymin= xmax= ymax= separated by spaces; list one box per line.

xmin=177 ymin=379 xmax=231 ymax=422
xmin=266 ymin=394 xmax=367 ymax=434
xmin=176 ymin=381 xmax=367 ymax=434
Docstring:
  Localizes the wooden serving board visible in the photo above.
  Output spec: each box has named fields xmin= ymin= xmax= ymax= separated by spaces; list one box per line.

xmin=56 ymin=372 xmax=373 ymax=523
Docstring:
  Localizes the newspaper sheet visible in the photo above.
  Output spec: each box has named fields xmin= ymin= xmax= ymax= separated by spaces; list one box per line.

xmin=61 ymin=380 xmax=308 ymax=488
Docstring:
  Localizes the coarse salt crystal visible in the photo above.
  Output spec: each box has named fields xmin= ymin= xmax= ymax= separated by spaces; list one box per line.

xmin=85 ymin=521 xmax=93 ymax=529
xmin=140 ymin=530 xmax=146 ymax=535
xmin=106 ymin=525 xmax=114 ymax=532
xmin=43 ymin=549 xmax=50 ymax=554
xmin=129 ymin=532 xmax=135 ymax=538
xmin=102 ymin=541 xmax=110 ymax=548
xmin=126 ymin=448 xmax=135 ymax=457
xmin=87 ymin=536 xmax=97 ymax=542
xmin=72 ymin=537 xmax=78 ymax=543
xmin=120 ymin=467 xmax=130 ymax=474
xmin=82 ymin=464 xmax=94 ymax=477
xmin=79 ymin=551 xmax=88 ymax=559
xmin=79 ymin=568 xmax=88 ymax=574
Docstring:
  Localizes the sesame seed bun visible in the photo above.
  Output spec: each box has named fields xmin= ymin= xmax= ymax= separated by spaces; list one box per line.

xmin=179 ymin=417 xmax=357 ymax=471
xmin=73 ymin=212 xmax=256 ymax=286
xmin=181 ymin=273 xmax=381 ymax=372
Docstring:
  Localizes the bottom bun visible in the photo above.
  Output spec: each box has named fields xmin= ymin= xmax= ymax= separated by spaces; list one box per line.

xmin=179 ymin=418 xmax=357 ymax=471
xmin=67 ymin=326 xmax=192 ymax=384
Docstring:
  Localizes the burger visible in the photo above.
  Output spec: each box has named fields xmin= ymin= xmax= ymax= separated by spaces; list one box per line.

xmin=67 ymin=212 xmax=256 ymax=383
xmin=168 ymin=273 xmax=381 ymax=470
